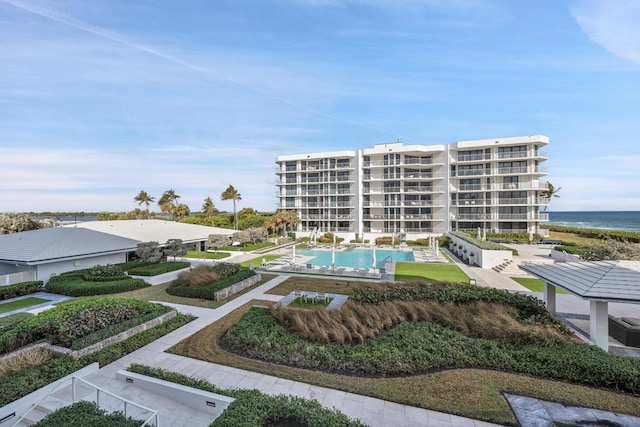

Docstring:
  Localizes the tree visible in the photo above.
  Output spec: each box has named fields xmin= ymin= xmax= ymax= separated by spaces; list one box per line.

xmin=207 ymin=234 xmax=231 ymax=253
xmin=237 ymin=207 xmax=258 ymax=219
xmin=202 ymin=197 xmax=218 ymax=218
xmin=164 ymin=238 xmax=187 ymax=261
xmin=0 ymin=213 xmax=42 ymax=234
xmin=247 ymin=227 xmax=268 ymax=244
xmin=265 ymin=211 xmax=300 ymax=236
xmin=159 ymin=189 xmax=181 ymax=220
xmin=232 ymin=230 xmax=252 ymax=246
xmin=174 ymin=203 xmax=191 ymax=219
xmin=221 ymin=185 xmax=242 ymax=230
xmin=135 ymin=241 xmax=162 ymax=265
xmin=134 ymin=190 xmax=155 ymax=219
xmin=238 ymin=214 xmax=266 ymax=230
xmin=541 ymin=182 xmax=561 ymax=213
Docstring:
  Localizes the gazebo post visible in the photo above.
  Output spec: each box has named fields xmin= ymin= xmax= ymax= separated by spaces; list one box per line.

xmin=589 ymin=300 xmax=609 ymax=351
xmin=543 ymin=281 xmax=556 ymax=314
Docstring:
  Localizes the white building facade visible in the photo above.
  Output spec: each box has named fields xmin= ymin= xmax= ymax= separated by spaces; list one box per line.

xmin=276 ymin=135 xmax=550 ymax=241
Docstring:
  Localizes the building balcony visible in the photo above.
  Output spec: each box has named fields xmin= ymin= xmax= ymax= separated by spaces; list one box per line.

xmin=497 ymin=198 xmax=529 ymax=205
xmin=452 ymin=169 xmax=490 ymax=177
xmin=455 ymin=153 xmax=489 ymax=163
xmin=497 ymin=166 xmax=529 ymax=175
xmin=452 ymin=199 xmax=486 ymax=206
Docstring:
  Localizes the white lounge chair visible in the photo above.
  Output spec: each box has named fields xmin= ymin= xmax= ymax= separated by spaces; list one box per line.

xmin=314 ymin=292 xmax=329 ymax=304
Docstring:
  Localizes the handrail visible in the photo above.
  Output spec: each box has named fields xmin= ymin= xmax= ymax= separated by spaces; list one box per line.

xmin=13 ymin=376 xmax=158 ymax=427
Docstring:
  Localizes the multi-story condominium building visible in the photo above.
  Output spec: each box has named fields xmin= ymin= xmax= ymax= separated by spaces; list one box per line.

xmin=276 ymin=135 xmax=550 ymax=241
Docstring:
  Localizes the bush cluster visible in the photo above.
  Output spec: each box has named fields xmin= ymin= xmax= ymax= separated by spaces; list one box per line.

xmin=83 ymin=265 xmax=128 ymax=282
xmin=0 ymin=314 xmax=192 ymax=406
xmin=166 ymin=264 xmax=255 ymax=300
xmin=223 ymin=308 xmax=640 ymax=394
xmin=0 ymin=281 xmax=44 ymax=300
xmin=127 ymin=365 xmax=366 ymax=427
xmin=46 ymin=271 xmax=149 ymax=296
xmin=542 ymin=225 xmax=640 ymax=243
xmin=127 ymin=261 xmax=191 ymax=276
xmin=34 ymin=401 xmax=143 ymax=427
xmin=0 ymin=298 xmax=171 ymax=354
xmin=450 ymin=231 xmax=518 ymax=255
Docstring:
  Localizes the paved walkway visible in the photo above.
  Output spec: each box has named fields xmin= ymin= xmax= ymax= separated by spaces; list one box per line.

xmin=83 ymin=275 xmax=499 ymax=427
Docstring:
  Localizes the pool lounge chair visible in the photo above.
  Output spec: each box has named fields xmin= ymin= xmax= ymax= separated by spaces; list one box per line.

xmin=293 ymin=290 xmax=305 ymax=301
xmin=358 ymin=268 xmax=370 ymax=276
xmin=314 ymin=292 xmax=329 ymax=304
xmin=303 ymin=291 xmax=318 ymax=303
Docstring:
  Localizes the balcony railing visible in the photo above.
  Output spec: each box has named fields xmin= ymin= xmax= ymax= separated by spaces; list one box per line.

xmin=452 ymin=169 xmax=490 ymax=177
xmin=456 ymin=153 xmax=488 ymax=162
xmin=498 ymin=198 xmax=529 ymax=204
xmin=497 ymin=166 xmax=528 ymax=174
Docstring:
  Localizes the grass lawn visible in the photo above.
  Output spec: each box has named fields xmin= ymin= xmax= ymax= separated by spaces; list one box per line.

xmin=0 ymin=312 xmax=33 ymax=331
xmin=266 ymin=276 xmax=377 ymax=296
xmin=169 ymin=300 xmax=640 ymax=426
xmin=0 ymin=297 xmax=51 ymax=314
xmin=394 ymin=262 xmax=468 ymax=283
xmin=185 ymin=251 xmax=231 ymax=260
xmin=103 ymin=274 xmax=279 ymax=309
xmin=239 ymin=255 xmax=281 ymax=268
xmin=547 ymin=230 xmax=597 ymax=245
xmin=512 ymin=277 xmax=569 ymax=294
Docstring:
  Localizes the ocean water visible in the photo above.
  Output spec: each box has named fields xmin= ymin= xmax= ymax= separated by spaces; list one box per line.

xmin=548 ymin=211 xmax=640 ymax=233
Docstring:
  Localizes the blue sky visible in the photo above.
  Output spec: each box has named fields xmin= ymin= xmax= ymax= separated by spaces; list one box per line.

xmin=1 ymin=0 xmax=639 ymax=213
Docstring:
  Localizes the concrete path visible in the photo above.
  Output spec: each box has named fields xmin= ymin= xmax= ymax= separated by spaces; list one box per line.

xmin=84 ymin=275 xmax=500 ymax=427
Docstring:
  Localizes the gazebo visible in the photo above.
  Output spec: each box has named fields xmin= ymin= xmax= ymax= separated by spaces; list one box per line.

xmin=520 ymin=260 xmax=640 ymax=351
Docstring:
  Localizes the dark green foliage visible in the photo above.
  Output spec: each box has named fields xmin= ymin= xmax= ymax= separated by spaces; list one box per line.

xmin=83 ymin=265 xmax=128 ymax=282
xmin=127 ymin=261 xmax=190 ymax=276
xmin=127 ymin=365 xmax=366 ymax=427
xmin=553 ymin=244 xmax=586 ymax=255
xmin=542 ymin=225 xmax=640 ymax=243
xmin=0 ymin=298 xmax=171 ymax=354
xmin=166 ymin=269 xmax=255 ymax=299
xmin=350 ymin=283 xmax=552 ymax=322
xmin=46 ymin=276 xmax=149 ymax=296
xmin=0 ymin=314 xmax=193 ymax=406
xmin=0 ymin=312 xmax=32 ymax=333
xmin=34 ymin=401 xmax=144 ymax=426
xmin=211 ymin=262 xmax=240 ymax=277
xmin=450 ymin=231 xmax=519 ymax=255
xmin=223 ymin=308 xmax=640 ymax=394
xmin=0 ymin=281 xmax=44 ymax=300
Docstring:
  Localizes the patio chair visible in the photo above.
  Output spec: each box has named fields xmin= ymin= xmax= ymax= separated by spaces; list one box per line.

xmin=314 ymin=292 xmax=329 ymax=305
xmin=304 ymin=291 xmax=318 ymax=303
xmin=318 ymin=265 xmax=329 ymax=273
xmin=358 ymin=268 xmax=370 ymax=276
xmin=292 ymin=290 xmax=305 ymax=301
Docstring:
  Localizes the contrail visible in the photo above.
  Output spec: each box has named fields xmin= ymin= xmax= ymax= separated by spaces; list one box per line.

xmin=1 ymin=0 xmax=404 ymax=141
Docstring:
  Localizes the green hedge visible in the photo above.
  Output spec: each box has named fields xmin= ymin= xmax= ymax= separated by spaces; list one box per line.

xmin=553 ymin=244 xmax=587 ymax=255
xmin=127 ymin=261 xmax=191 ymax=276
xmin=223 ymin=308 xmax=640 ymax=394
xmin=34 ymin=401 xmax=143 ymax=427
xmin=0 ymin=281 xmax=44 ymax=300
xmin=449 ymin=231 xmax=519 ymax=256
xmin=217 ymin=242 xmax=275 ymax=252
xmin=0 ymin=298 xmax=171 ymax=354
xmin=542 ymin=225 xmax=640 ymax=243
xmin=0 ymin=313 xmax=192 ymax=406
xmin=46 ymin=274 xmax=149 ymax=296
xmin=128 ymin=365 xmax=366 ymax=427
xmin=166 ymin=269 xmax=256 ymax=299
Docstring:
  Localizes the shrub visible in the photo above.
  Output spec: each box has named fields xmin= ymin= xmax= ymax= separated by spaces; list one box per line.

xmin=127 ymin=365 xmax=366 ymax=427
xmin=127 ymin=261 xmax=191 ymax=276
xmin=450 ymin=231 xmax=518 ymax=255
xmin=34 ymin=401 xmax=144 ymax=426
xmin=83 ymin=265 xmax=127 ymax=282
xmin=46 ymin=277 xmax=149 ymax=296
xmin=0 ymin=281 xmax=44 ymax=300
xmin=0 ymin=347 xmax=56 ymax=378
xmin=541 ymin=225 xmax=640 ymax=243
xmin=166 ymin=269 xmax=256 ymax=299
xmin=0 ymin=314 xmax=193 ymax=406
xmin=173 ymin=265 xmax=220 ymax=288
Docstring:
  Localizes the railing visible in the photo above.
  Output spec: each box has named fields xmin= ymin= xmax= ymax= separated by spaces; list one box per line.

xmin=453 ymin=169 xmax=490 ymax=177
xmin=496 ymin=151 xmax=528 ymax=160
xmin=497 ymin=167 xmax=528 ymax=174
xmin=15 ymin=376 xmax=158 ymax=427
xmin=498 ymin=198 xmax=529 ymax=204
xmin=1 ymin=270 xmax=36 ymax=286
xmin=453 ymin=200 xmax=485 ymax=206
xmin=456 ymin=153 xmax=488 ymax=162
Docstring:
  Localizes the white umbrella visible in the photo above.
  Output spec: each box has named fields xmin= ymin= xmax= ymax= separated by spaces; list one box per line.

xmin=477 ymin=227 xmax=481 ymax=240
xmin=372 ymin=247 xmax=377 ymax=272
xmin=482 ymin=228 xmax=487 ymax=241
xmin=292 ymin=244 xmax=296 ymax=265
xmin=333 ymin=233 xmax=337 ymax=246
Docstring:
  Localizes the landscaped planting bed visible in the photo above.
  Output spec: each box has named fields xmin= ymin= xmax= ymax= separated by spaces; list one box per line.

xmin=166 ymin=263 xmax=256 ymax=300
xmin=128 ymin=364 xmax=365 ymax=427
xmin=34 ymin=401 xmax=144 ymax=426
xmin=0 ymin=311 xmax=192 ymax=406
xmin=46 ymin=267 xmax=149 ymax=296
xmin=126 ymin=261 xmax=191 ymax=276
xmin=0 ymin=298 xmax=173 ymax=354
xmin=0 ymin=281 xmax=44 ymax=300
xmin=222 ymin=284 xmax=640 ymax=394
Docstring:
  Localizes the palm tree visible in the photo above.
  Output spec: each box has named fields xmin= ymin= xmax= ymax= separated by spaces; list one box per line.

xmin=174 ymin=203 xmax=191 ymax=219
xmin=159 ymin=189 xmax=181 ymax=220
xmin=221 ymin=185 xmax=242 ymax=229
xmin=134 ymin=190 xmax=155 ymax=219
xmin=202 ymin=197 xmax=217 ymax=218
xmin=541 ymin=182 xmax=561 ymax=213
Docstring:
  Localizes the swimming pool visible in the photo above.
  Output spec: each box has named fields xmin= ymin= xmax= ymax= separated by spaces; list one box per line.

xmin=297 ymin=248 xmax=414 ymax=269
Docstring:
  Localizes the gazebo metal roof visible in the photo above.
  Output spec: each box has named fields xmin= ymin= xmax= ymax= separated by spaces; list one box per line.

xmin=520 ymin=260 xmax=640 ymax=303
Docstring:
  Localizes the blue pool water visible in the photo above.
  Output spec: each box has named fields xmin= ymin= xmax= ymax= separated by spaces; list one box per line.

xmin=297 ymin=249 xmax=414 ymax=269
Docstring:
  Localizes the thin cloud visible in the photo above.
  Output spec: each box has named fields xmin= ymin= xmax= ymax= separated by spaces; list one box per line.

xmin=571 ymin=0 xmax=640 ymax=65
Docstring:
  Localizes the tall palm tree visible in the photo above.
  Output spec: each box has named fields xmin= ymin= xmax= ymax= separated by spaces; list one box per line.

xmin=134 ymin=190 xmax=155 ymax=219
xmin=159 ymin=189 xmax=181 ymax=220
xmin=221 ymin=185 xmax=242 ymax=229
xmin=541 ymin=182 xmax=561 ymax=213
xmin=174 ymin=203 xmax=191 ymax=219
xmin=202 ymin=197 xmax=217 ymax=218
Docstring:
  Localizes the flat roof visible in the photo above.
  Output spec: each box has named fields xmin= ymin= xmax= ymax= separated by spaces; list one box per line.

xmin=520 ymin=260 xmax=640 ymax=303
xmin=69 ymin=220 xmax=235 ymax=244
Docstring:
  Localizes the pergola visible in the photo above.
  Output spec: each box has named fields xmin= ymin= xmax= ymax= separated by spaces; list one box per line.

xmin=520 ymin=260 xmax=640 ymax=351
